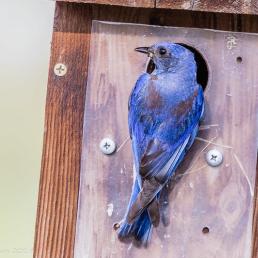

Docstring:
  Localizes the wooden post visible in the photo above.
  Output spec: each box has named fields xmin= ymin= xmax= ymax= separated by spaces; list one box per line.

xmin=34 ymin=2 xmax=258 ymax=258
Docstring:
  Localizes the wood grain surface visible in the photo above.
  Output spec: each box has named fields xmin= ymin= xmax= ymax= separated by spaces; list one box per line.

xmin=34 ymin=3 xmax=258 ymax=258
xmin=56 ymin=0 xmax=258 ymax=15
xmin=33 ymin=31 xmax=90 ymax=258
xmin=156 ymin=0 xmax=258 ymax=15
xmin=33 ymin=5 xmax=93 ymax=258
xmin=75 ymin=21 xmax=258 ymax=258
xmin=56 ymin=0 xmax=154 ymax=8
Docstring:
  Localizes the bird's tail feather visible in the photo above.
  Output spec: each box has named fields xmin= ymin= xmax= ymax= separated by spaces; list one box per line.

xmin=117 ymin=210 xmax=152 ymax=247
xmin=117 ymin=169 xmax=153 ymax=247
xmin=147 ymin=195 xmax=160 ymax=227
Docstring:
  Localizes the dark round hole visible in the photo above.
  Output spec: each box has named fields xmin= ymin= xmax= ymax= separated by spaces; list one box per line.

xmin=146 ymin=43 xmax=209 ymax=91
xmin=236 ymin=56 xmax=242 ymax=63
xmin=113 ymin=222 xmax=120 ymax=231
xmin=177 ymin=43 xmax=208 ymax=91
xmin=202 ymin=227 xmax=209 ymax=234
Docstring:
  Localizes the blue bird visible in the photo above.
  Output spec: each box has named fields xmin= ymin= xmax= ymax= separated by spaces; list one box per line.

xmin=117 ymin=42 xmax=204 ymax=247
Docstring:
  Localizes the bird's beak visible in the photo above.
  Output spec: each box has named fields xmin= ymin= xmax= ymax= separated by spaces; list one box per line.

xmin=135 ymin=47 xmax=154 ymax=58
xmin=135 ymin=47 xmax=149 ymax=54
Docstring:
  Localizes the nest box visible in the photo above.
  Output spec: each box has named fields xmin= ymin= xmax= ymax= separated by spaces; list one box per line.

xmin=34 ymin=1 xmax=258 ymax=258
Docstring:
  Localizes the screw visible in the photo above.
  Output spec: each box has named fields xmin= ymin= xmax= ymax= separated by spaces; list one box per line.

xmin=99 ymin=138 xmax=116 ymax=155
xmin=206 ymin=149 xmax=223 ymax=167
xmin=54 ymin=63 xmax=67 ymax=76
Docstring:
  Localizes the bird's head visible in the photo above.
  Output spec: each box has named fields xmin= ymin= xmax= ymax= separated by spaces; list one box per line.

xmin=135 ymin=42 xmax=194 ymax=72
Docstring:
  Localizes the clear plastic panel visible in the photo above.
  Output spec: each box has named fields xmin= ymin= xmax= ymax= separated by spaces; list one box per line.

xmin=75 ymin=21 xmax=258 ymax=258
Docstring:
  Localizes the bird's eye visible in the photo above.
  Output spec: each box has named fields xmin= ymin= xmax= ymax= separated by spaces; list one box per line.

xmin=159 ymin=47 xmax=167 ymax=55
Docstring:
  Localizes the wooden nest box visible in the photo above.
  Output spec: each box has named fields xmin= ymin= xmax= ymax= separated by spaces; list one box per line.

xmin=34 ymin=1 xmax=258 ymax=258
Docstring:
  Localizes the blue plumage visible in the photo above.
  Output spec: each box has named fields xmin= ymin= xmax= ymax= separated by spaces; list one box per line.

xmin=117 ymin=42 xmax=204 ymax=246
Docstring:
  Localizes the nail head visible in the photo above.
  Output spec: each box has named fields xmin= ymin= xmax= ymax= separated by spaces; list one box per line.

xmin=54 ymin=63 xmax=67 ymax=76
xmin=206 ymin=149 xmax=223 ymax=167
xmin=100 ymin=138 xmax=116 ymax=155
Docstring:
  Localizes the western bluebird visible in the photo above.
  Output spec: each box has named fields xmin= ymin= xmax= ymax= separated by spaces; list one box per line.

xmin=117 ymin=42 xmax=204 ymax=247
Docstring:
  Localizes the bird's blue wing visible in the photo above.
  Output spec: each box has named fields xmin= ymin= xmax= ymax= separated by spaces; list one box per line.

xmin=129 ymin=74 xmax=203 ymax=179
xmin=126 ymin=135 xmax=191 ymax=223
xmin=127 ymin=73 xmax=204 ymax=222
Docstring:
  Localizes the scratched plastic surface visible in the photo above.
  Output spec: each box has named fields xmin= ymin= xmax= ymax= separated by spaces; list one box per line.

xmin=75 ymin=21 xmax=258 ymax=258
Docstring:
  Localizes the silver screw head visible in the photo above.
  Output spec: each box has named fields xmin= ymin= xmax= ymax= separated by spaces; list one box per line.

xmin=54 ymin=63 xmax=67 ymax=76
xmin=99 ymin=138 xmax=116 ymax=155
xmin=206 ymin=149 xmax=223 ymax=167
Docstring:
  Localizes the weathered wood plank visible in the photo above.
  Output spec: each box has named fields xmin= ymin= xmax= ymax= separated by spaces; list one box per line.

xmin=33 ymin=31 xmax=90 ymax=258
xmin=192 ymin=0 xmax=258 ymax=14
xmin=155 ymin=0 xmax=193 ymax=10
xmin=57 ymin=0 xmax=258 ymax=15
xmin=156 ymin=0 xmax=258 ymax=15
xmin=56 ymin=0 xmax=155 ymax=8
xmin=75 ymin=21 xmax=258 ymax=258
xmin=34 ymin=3 xmax=258 ymax=258
xmin=53 ymin=3 xmax=258 ymax=34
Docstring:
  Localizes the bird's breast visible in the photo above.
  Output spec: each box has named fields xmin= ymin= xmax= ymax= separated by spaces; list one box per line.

xmin=142 ymin=73 xmax=196 ymax=112
xmin=145 ymin=81 xmax=163 ymax=109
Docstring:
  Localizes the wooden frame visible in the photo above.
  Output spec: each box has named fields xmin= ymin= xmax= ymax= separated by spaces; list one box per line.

xmin=34 ymin=2 xmax=258 ymax=258
xmin=58 ymin=0 xmax=258 ymax=15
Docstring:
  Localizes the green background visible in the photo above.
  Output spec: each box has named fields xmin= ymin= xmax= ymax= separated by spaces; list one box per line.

xmin=0 ymin=0 xmax=54 ymax=257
